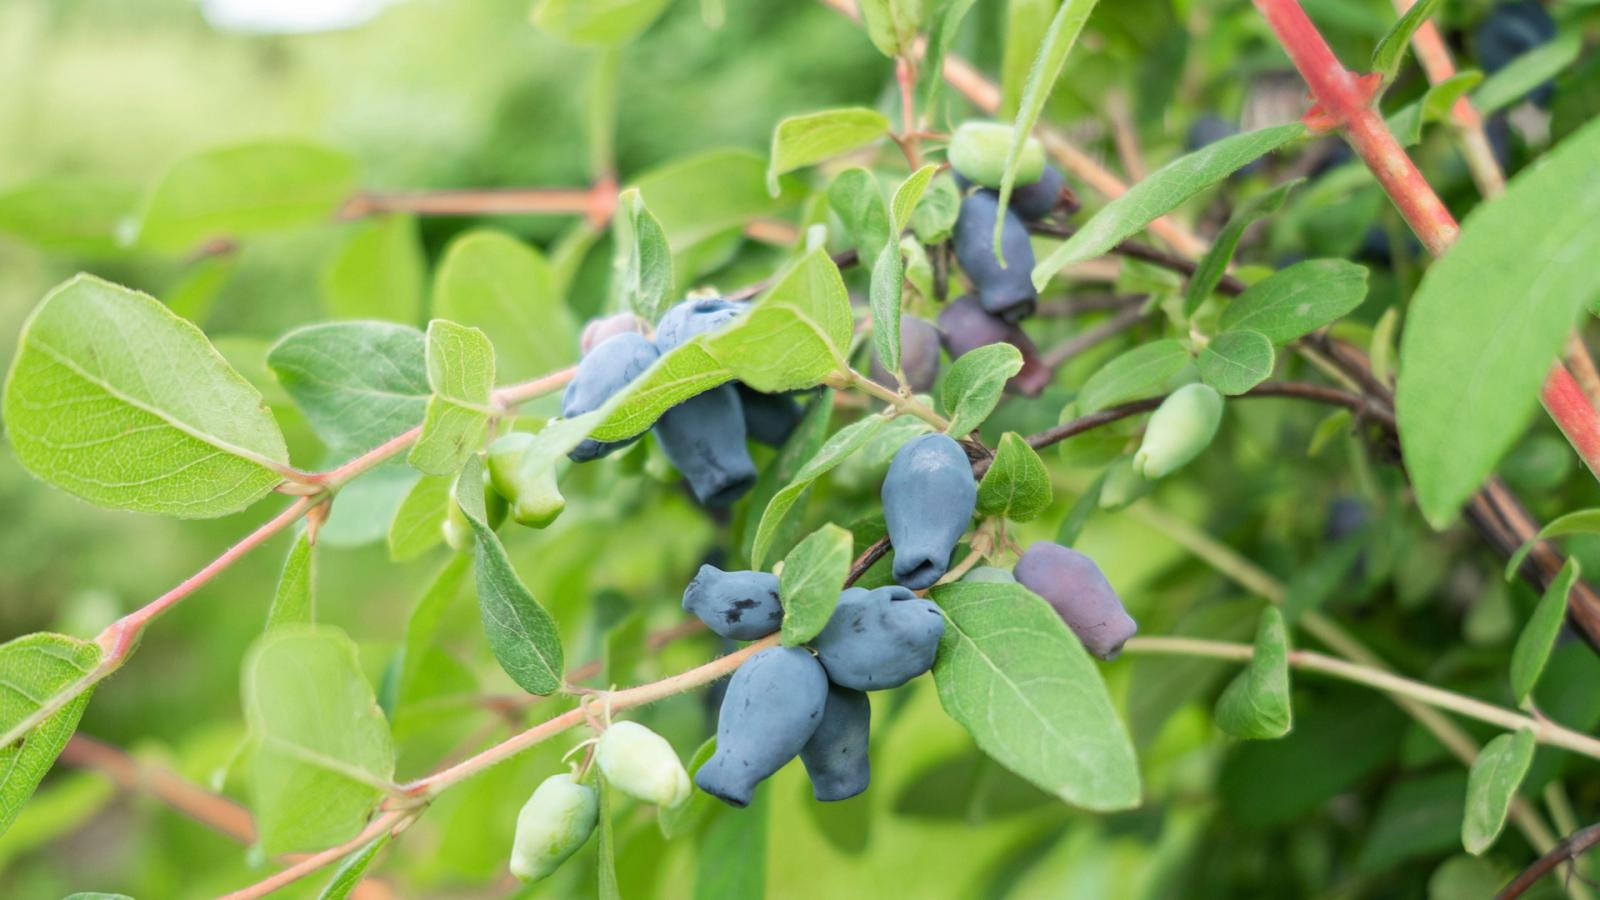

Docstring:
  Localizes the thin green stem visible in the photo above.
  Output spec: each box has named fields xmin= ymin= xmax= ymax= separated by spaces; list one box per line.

xmin=846 ymin=368 xmax=951 ymax=430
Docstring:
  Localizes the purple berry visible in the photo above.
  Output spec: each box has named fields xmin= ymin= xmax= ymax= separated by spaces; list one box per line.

xmin=1013 ymin=542 xmax=1137 ymax=660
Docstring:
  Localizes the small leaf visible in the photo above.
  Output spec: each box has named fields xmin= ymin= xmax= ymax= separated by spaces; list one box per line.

xmin=857 ymin=0 xmax=924 ymax=57
xmin=767 ymin=108 xmax=891 ymax=196
xmin=267 ymin=531 xmax=316 ymax=629
xmin=530 ymin=0 xmax=670 ymax=45
xmin=1218 ymin=259 xmax=1369 ymax=344
xmin=1198 ymin=330 xmax=1276 ymax=396
xmin=387 ymin=474 xmax=452 ymax=562
xmin=1215 ymin=608 xmax=1293 ymax=739
xmin=1184 ymin=181 xmax=1298 ymax=316
xmin=869 ymin=242 xmax=905 ymax=376
xmin=432 ymin=230 xmax=577 ymax=384
xmin=1473 ymin=32 xmax=1581 ymax=116
xmin=4 ymin=275 xmax=291 ymax=518
xmin=779 ymin=524 xmax=853 ymax=646
xmin=829 ymin=168 xmax=892 ymax=261
xmin=318 ymin=831 xmax=390 ymax=900
xmin=1370 ymin=305 xmax=1400 ymax=386
xmin=631 ymin=149 xmax=806 ymax=252
xmin=454 ymin=457 xmax=564 ymax=694
xmin=321 ymin=214 xmax=424 ymax=323
xmin=1398 ymin=117 xmax=1600 ymax=528
xmin=590 ymin=342 xmax=733 ymax=442
xmin=1076 ymin=339 xmax=1191 ymax=413
xmin=268 ymin=321 xmax=429 ymax=455
xmin=892 ymin=165 xmax=939 ymax=233
xmin=752 ymin=416 xmax=890 ymax=569
xmin=0 ymin=177 xmax=139 ymax=255
xmin=135 ymin=140 xmax=357 ymax=253
xmin=243 ymin=627 xmax=396 ymax=856
xmin=1033 ymin=124 xmax=1306 ymax=288
xmin=1461 ymin=728 xmax=1535 ymax=855
xmin=409 ymin=320 xmax=496 ymax=476
xmin=1509 ymin=559 xmax=1577 ymax=706
xmin=0 ymin=633 xmax=100 ymax=839
xmin=994 ymin=0 xmax=1099 ymax=247
xmin=1422 ymin=71 xmax=1484 ymax=125
xmin=916 ymin=0 xmax=978 ymax=118
xmin=977 ymin=433 xmax=1053 ymax=522
xmin=612 ymin=188 xmax=674 ymax=323
xmin=701 ymin=247 xmax=855 ymax=392
xmin=1505 ymin=509 xmax=1600 ymax=579
xmin=603 ymin=612 xmax=647 ymax=687
xmin=930 ymin=581 xmax=1141 ymax=810
xmin=1371 ymin=0 xmax=1444 ymax=87
xmin=695 ymin=796 xmax=767 ymax=899
xmin=942 ymin=342 xmax=1025 ymax=435
xmin=910 ymin=177 xmax=961 ymax=244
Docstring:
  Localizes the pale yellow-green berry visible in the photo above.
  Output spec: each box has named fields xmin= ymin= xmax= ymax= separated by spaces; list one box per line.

xmin=948 ymin=121 xmax=1045 ymax=189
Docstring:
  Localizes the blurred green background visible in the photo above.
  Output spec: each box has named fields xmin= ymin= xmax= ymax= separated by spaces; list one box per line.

xmin=3 ymin=0 xmax=1599 ymax=897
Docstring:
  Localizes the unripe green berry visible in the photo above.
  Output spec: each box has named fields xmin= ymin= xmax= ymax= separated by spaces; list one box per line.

xmin=963 ymin=566 xmax=1017 ymax=584
xmin=442 ymin=481 xmax=506 ymax=551
xmin=487 ymin=432 xmax=566 ymax=528
xmin=1133 ymin=383 xmax=1224 ymax=480
xmin=595 ymin=721 xmax=691 ymax=808
xmin=1098 ymin=456 xmax=1152 ymax=511
xmin=487 ymin=432 xmax=534 ymax=498
xmin=509 ymin=773 xmax=598 ymax=883
xmin=948 ymin=121 xmax=1045 ymax=189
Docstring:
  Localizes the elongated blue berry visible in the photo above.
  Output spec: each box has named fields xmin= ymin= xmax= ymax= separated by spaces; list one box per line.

xmin=1013 ymin=541 xmax=1137 ymax=660
xmin=736 ymin=384 xmax=803 ymax=447
xmin=800 ymin=684 xmax=871 ymax=801
xmin=564 ymin=332 xmax=659 ymax=462
xmin=870 ymin=315 xmax=942 ymax=393
xmin=812 ymin=586 xmax=945 ymax=690
xmin=696 ymin=646 xmax=829 ymax=808
xmin=936 ymin=295 xmax=1051 ymax=396
xmin=1008 ymin=165 xmax=1065 ymax=221
xmin=655 ymin=296 xmax=744 ymax=352
xmin=954 ymin=191 xmax=1037 ymax=322
xmin=682 ymin=564 xmax=783 ymax=641
xmin=653 ymin=383 xmax=757 ymax=507
xmin=883 ymin=433 xmax=976 ymax=589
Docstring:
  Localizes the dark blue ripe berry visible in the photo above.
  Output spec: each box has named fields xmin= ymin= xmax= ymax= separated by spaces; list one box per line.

xmin=682 ymin=564 xmax=784 ymax=641
xmin=812 ymin=586 xmax=945 ymax=690
xmin=1012 ymin=541 xmax=1137 ymax=660
xmin=953 ymin=190 xmax=1037 ymax=323
xmin=696 ymin=646 xmax=829 ymax=808
xmin=936 ymin=295 xmax=1051 ymax=397
xmin=1007 ymin=165 xmax=1065 ymax=221
xmin=869 ymin=315 xmax=943 ymax=393
xmin=653 ymin=383 xmax=758 ymax=507
xmin=736 ymin=384 xmax=803 ymax=447
xmin=800 ymin=684 xmax=871 ymax=802
xmin=655 ymin=296 xmax=744 ymax=352
xmin=563 ymin=332 xmax=660 ymax=462
xmin=882 ymin=433 xmax=977 ymax=589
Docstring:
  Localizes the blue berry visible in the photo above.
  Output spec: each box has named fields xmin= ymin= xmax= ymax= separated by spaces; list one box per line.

xmin=655 ymin=296 xmax=745 ymax=352
xmin=1008 ymin=165 xmax=1065 ymax=221
xmin=869 ymin=315 xmax=943 ymax=393
xmin=800 ymin=684 xmax=871 ymax=801
xmin=652 ymin=383 xmax=757 ymax=507
xmin=1012 ymin=541 xmax=1137 ymax=660
xmin=736 ymin=384 xmax=803 ymax=447
xmin=696 ymin=646 xmax=829 ymax=808
xmin=564 ymin=332 xmax=659 ymax=462
xmin=936 ymin=295 xmax=1051 ymax=396
xmin=882 ymin=433 xmax=976 ymax=589
xmin=954 ymin=191 xmax=1037 ymax=323
xmin=812 ymin=586 xmax=945 ymax=690
xmin=682 ymin=564 xmax=784 ymax=641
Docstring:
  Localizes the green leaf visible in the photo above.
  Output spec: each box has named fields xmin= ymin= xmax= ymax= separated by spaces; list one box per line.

xmin=1505 ymin=508 xmax=1600 ymax=578
xmin=752 ymin=415 xmax=890 ymax=569
xmin=892 ymin=165 xmax=939 ymax=233
xmin=529 ymin=0 xmax=670 ymax=45
xmin=1473 ymin=32 xmax=1581 ymax=116
xmin=318 ymin=831 xmax=390 ymax=900
xmin=0 ymin=177 xmax=139 ymax=255
xmin=1055 ymin=470 xmax=1106 ymax=547
xmin=321 ymin=214 xmax=424 ymax=323
xmin=267 ymin=531 xmax=317 ymax=629
xmin=767 ymin=108 xmax=891 ymax=196
xmin=1215 ymin=608 xmax=1293 ymax=740
xmin=869 ymin=242 xmax=906 ymax=377
xmin=1076 ymin=339 xmax=1191 ymax=413
xmin=1032 ymin=124 xmax=1306 ymax=289
xmin=387 ymin=474 xmax=452 ymax=562
xmin=910 ymin=176 xmax=961 ymax=244
xmin=1198 ymin=330 xmax=1276 ymax=396
xmin=695 ymin=797 xmax=767 ymax=899
xmin=432 ymin=230 xmax=577 ymax=384
xmin=243 ymin=626 xmax=396 ymax=856
xmin=3 ymin=275 xmax=290 ymax=518
xmin=857 ymin=0 xmax=924 ymax=57
xmin=597 ymin=776 xmax=621 ymax=900
xmin=135 ymin=140 xmax=356 ymax=253
xmin=455 ymin=457 xmax=563 ymax=694
xmin=1397 ymin=118 xmax=1600 ymax=528
xmin=631 ymin=149 xmax=805 ymax=252
xmin=930 ymin=581 xmax=1141 ymax=810
xmin=779 ymin=524 xmax=853 ymax=646
xmin=409 ymin=320 xmax=496 ymax=476
xmin=942 ymin=342 xmax=1025 ymax=435
xmin=1370 ymin=0 xmax=1443 ymax=86
xmin=1218 ymin=259 xmax=1369 ymax=344
xmin=603 ymin=612 xmax=647 ymax=687
xmin=1183 ymin=181 xmax=1298 ymax=316
xmin=612 ymin=188 xmax=674 ymax=324
xmin=829 ymin=168 xmax=892 ymax=261
xmin=1461 ymin=728 xmax=1535 ymax=855
xmin=994 ymin=0 xmax=1098 ymax=249
xmin=589 ymin=342 xmax=733 ymax=442
xmin=916 ymin=0 xmax=978 ymax=118
xmin=1422 ymin=72 xmax=1483 ymax=125
xmin=1000 ymin=0 xmax=1055 ymax=117
xmin=659 ymin=737 xmax=718 ymax=839
xmin=976 ymin=433 xmax=1053 ymax=522
xmin=268 ymin=321 xmax=429 ymax=454
xmin=0 ymin=633 xmax=100 ymax=839
xmin=702 ymin=247 xmax=855 ymax=391
xmin=1509 ymin=559 xmax=1577 ymax=706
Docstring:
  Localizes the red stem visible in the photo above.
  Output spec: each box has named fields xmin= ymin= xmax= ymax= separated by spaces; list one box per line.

xmin=1252 ymin=0 xmax=1600 ymax=480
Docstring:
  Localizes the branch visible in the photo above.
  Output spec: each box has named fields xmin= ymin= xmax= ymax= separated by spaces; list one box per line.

xmin=1026 ymin=221 xmax=1250 ymax=296
xmin=1500 ymin=823 xmax=1600 ymax=900
xmin=1041 ymin=304 xmax=1147 ymax=370
xmin=220 ymin=810 xmax=410 ymax=900
xmin=60 ymin=734 xmax=256 ymax=844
